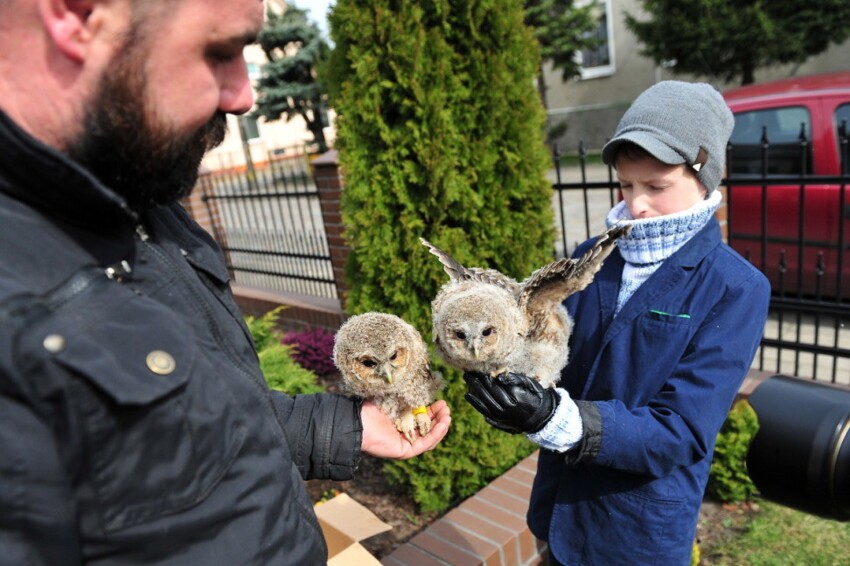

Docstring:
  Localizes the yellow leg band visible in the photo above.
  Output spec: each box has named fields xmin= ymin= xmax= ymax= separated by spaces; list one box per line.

xmin=412 ymin=405 xmax=428 ymax=416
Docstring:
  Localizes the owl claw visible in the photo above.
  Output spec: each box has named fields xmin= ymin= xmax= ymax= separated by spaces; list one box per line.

xmin=395 ymin=413 xmax=418 ymax=445
xmin=415 ymin=411 xmax=433 ymax=437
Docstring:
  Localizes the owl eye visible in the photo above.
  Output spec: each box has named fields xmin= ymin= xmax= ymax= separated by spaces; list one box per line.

xmin=390 ymin=350 xmax=398 ymax=361
xmin=361 ymin=359 xmax=377 ymax=368
xmin=454 ymin=331 xmax=466 ymax=340
xmin=482 ymin=327 xmax=495 ymax=337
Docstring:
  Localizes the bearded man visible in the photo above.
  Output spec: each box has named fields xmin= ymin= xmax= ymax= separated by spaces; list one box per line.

xmin=0 ymin=1 xmax=450 ymax=564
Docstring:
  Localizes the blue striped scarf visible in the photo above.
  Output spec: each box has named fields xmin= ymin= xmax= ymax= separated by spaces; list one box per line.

xmin=605 ymin=191 xmax=722 ymax=314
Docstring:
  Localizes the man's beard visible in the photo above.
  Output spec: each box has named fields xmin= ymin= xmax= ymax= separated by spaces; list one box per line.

xmin=67 ymin=46 xmax=227 ymax=215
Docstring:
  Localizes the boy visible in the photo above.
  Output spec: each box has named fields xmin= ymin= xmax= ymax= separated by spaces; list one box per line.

xmin=465 ymin=81 xmax=770 ymax=564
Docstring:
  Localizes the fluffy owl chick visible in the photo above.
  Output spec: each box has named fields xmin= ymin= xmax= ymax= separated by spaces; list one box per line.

xmin=422 ymin=225 xmax=630 ymax=388
xmin=333 ymin=313 xmax=444 ymax=444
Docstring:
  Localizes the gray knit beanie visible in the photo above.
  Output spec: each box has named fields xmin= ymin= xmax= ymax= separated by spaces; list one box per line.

xmin=602 ymin=81 xmax=734 ymax=195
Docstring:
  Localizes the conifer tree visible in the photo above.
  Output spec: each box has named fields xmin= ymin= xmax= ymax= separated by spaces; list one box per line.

xmin=325 ymin=0 xmax=555 ymax=511
xmin=254 ymin=4 xmax=330 ymax=152
xmin=626 ymin=0 xmax=850 ymax=85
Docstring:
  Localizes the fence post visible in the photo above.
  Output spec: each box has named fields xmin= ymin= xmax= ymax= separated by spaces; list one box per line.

xmin=312 ymin=150 xmax=350 ymax=309
xmin=715 ymin=184 xmax=729 ymax=242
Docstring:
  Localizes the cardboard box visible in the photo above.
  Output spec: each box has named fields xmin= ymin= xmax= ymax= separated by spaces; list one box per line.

xmin=314 ymin=493 xmax=392 ymax=565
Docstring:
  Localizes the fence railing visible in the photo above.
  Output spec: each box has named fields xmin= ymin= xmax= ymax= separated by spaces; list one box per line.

xmin=550 ymin=136 xmax=850 ymax=385
xmin=197 ymin=148 xmax=337 ymax=299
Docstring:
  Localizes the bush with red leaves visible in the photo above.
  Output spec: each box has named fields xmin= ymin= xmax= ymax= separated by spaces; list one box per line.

xmin=282 ymin=327 xmax=338 ymax=377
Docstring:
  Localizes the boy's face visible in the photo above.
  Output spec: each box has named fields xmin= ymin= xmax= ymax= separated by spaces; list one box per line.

xmin=615 ymin=154 xmax=707 ymax=219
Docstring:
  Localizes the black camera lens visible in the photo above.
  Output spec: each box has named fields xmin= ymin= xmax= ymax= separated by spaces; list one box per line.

xmin=747 ymin=375 xmax=850 ymax=521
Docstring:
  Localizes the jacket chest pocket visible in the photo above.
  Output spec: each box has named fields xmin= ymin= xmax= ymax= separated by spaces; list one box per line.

xmin=630 ymin=311 xmax=694 ymax=391
xmin=40 ymin=276 xmax=246 ymax=532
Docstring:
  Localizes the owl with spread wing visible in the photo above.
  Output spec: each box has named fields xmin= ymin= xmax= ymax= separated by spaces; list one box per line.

xmin=333 ymin=312 xmax=444 ymax=443
xmin=421 ymin=225 xmax=630 ymax=388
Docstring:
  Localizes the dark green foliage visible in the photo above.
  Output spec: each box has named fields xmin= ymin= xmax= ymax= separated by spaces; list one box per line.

xmin=384 ymin=360 xmax=537 ymax=512
xmin=626 ymin=0 xmax=850 ymax=85
xmin=254 ymin=4 xmax=330 ymax=152
xmin=245 ymin=307 xmax=323 ymax=395
xmin=244 ymin=306 xmax=286 ymax=351
xmin=259 ymin=345 xmax=324 ymax=395
xmin=325 ymin=0 xmax=553 ymax=511
xmin=524 ymin=0 xmax=599 ymax=82
xmin=707 ymin=399 xmax=760 ymax=503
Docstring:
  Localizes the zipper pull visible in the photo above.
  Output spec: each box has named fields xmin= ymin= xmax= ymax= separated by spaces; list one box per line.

xmin=105 ymin=260 xmax=132 ymax=282
xmin=136 ymin=224 xmax=150 ymax=242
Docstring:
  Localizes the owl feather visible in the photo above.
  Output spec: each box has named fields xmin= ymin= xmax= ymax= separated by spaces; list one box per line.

xmin=422 ymin=225 xmax=630 ymax=388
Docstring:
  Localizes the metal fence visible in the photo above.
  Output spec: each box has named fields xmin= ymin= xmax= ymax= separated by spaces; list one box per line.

xmin=197 ymin=148 xmax=337 ymax=299
xmin=551 ymin=138 xmax=850 ymax=386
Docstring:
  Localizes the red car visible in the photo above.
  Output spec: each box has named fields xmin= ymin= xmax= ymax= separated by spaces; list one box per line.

xmin=723 ymin=72 xmax=850 ymax=297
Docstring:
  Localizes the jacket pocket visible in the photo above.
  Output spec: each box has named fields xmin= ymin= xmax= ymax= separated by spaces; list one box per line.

xmin=42 ymin=276 xmax=246 ymax=532
xmin=632 ymin=312 xmax=694 ymax=395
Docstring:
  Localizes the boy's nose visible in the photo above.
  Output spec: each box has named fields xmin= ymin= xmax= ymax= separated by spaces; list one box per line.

xmin=629 ymin=195 xmax=650 ymax=218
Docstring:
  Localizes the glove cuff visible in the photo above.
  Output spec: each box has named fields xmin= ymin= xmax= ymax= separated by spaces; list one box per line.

xmin=527 ymin=388 xmax=583 ymax=452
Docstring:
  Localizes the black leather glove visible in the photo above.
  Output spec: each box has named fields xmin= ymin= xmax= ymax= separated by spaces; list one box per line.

xmin=463 ymin=371 xmax=559 ymax=434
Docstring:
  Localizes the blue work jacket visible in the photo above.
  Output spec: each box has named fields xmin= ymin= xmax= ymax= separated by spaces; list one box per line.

xmin=528 ymin=218 xmax=770 ymax=565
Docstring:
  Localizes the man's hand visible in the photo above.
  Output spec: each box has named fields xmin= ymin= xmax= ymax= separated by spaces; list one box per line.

xmin=361 ymin=400 xmax=451 ymax=460
xmin=464 ymin=372 xmax=559 ymax=434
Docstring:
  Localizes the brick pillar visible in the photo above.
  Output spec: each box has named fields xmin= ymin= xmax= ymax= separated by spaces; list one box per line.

xmin=181 ymin=170 xmax=233 ymax=275
xmin=313 ymin=150 xmax=350 ymax=308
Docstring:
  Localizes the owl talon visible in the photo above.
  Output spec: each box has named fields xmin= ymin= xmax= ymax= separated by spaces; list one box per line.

xmin=415 ymin=411 xmax=432 ymax=437
xmin=395 ymin=413 xmax=418 ymax=445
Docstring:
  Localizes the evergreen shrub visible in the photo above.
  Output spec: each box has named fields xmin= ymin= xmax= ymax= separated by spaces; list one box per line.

xmin=325 ymin=0 xmax=553 ymax=511
xmin=707 ymin=399 xmax=760 ymax=503
xmin=246 ymin=307 xmax=323 ymax=395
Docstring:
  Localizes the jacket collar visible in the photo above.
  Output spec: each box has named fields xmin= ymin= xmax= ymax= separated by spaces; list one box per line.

xmin=0 ymin=109 xmax=138 ymax=231
xmin=597 ymin=217 xmax=722 ymax=340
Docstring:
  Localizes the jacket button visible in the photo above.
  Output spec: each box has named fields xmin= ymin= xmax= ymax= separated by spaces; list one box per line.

xmin=43 ymin=334 xmax=65 ymax=353
xmin=146 ymin=350 xmax=176 ymax=375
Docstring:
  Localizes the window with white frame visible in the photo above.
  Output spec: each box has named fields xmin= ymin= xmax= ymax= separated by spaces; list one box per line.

xmin=577 ymin=0 xmax=615 ymax=80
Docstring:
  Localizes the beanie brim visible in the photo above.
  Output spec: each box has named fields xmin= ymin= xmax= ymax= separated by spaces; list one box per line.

xmin=601 ymin=130 xmax=687 ymax=167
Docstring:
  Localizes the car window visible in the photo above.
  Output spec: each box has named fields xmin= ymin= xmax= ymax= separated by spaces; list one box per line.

xmin=836 ymin=103 xmax=850 ymax=171
xmin=729 ymin=106 xmax=813 ymax=176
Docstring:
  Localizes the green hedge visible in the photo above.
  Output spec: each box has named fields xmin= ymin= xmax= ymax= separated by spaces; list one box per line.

xmin=325 ymin=0 xmax=553 ymax=511
xmin=707 ymin=399 xmax=760 ymax=503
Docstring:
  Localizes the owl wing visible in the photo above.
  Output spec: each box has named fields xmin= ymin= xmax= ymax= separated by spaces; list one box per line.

xmin=518 ymin=224 xmax=630 ymax=316
xmin=420 ymin=238 xmax=519 ymax=292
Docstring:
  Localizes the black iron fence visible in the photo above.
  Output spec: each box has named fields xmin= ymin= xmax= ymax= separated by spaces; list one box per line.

xmin=551 ymin=133 xmax=850 ymax=385
xmin=197 ymin=148 xmax=337 ymax=299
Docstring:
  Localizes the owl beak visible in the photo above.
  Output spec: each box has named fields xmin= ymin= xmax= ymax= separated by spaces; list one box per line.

xmin=471 ymin=340 xmax=481 ymax=360
xmin=381 ymin=366 xmax=393 ymax=384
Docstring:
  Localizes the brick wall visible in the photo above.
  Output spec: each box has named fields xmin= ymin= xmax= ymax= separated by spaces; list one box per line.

xmin=381 ymin=451 xmax=547 ymax=566
xmin=231 ymin=284 xmax=344 ymax=333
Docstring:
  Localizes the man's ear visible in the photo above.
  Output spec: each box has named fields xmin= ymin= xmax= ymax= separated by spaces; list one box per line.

xmin=38 ymin=0 xmax=104 ymax=62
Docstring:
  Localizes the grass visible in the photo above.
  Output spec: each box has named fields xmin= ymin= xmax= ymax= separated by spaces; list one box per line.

xmin=554 ymin=151 xmax=605 ymax=167
xmin=708 ymin=501 xmax=850 ymax=565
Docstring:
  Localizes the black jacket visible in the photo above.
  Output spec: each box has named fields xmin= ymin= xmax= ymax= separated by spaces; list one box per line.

xmin=0 ymin=110 xmax=362 ymax=565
